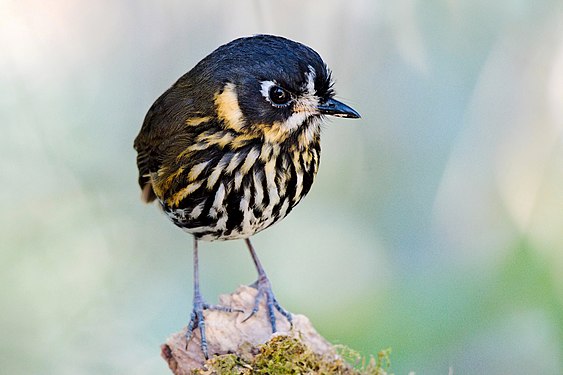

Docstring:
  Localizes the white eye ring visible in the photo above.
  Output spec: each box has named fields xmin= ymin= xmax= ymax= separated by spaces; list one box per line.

xmin=260 ymin=81 xmax=293 ymax=107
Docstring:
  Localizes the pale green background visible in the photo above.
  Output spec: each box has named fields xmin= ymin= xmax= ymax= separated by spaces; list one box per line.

xmin=2 ymin=0 xmax=563 ymax=374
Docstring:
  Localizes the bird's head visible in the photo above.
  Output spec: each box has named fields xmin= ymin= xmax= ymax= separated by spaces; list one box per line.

xmin=184 ymin=35 xmax=360 ymax=148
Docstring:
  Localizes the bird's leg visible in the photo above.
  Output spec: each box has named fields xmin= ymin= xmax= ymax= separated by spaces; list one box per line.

xmin=185 ymin=238 xmax=209 ymax=357
xmin=185 ymin=238 xmax=237 ymax=359
xmin=243 ymin=238 xmax=293 ymax=332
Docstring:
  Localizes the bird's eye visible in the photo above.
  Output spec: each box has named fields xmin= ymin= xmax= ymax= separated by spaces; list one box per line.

xmin=268 ymin=86 xmax=291 ymax=106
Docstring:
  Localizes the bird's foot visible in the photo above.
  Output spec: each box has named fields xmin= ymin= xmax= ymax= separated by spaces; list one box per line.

xmin=185 ymin=293 xmax=240 ymax=359
xmin=243 ymin=275 xmax=293 ymax=332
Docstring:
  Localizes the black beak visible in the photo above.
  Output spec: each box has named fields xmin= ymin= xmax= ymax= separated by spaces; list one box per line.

xmin=318 ymin=98 xmax=361 ymax=119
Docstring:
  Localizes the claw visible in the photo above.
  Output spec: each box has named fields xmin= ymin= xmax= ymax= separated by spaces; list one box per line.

xmin=184 ymin=238 xmax=241 ymax=359
xmin=243 ymin=238 xmax=293 ymax=333
xmin=204 ymin=303 xmax=243 ymax=313
xmin=184 ymin=294 xmax=209 ymax=358
xmin=185 ymin=294 xmax=243 ymax=359
xmin=243 ymin=275 xmax=293 ymax=332
xmin=184 ymin=294 xmax=240 ymax=359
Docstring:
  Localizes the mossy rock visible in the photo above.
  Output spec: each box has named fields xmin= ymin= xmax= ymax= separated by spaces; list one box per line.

xmin=195 ymin=335 xmax=390 ymax=375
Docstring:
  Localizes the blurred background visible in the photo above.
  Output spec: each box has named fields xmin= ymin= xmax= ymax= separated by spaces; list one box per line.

xmin=2 ymin=0 xmax=563 ymax=373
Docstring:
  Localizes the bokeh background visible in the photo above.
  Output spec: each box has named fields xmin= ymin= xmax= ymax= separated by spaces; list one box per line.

xmin=2 ymin=0 xmax=563 ymax=373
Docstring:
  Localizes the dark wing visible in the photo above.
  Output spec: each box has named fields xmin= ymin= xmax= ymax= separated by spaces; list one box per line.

xmin=134 ymin=101 xmax=165 ymax=203
xmin=134 ymin=71 xmax=217 ymax=204
xmin=134 ymin=85 xmax=191 ymax=203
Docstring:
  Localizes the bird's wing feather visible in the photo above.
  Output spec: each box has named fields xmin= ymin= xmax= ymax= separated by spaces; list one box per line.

xmin=134 ymin=80 xmax=214 ymax=203
xmin=134 ymin=103 xmax=166 ymax=203
xmin=135 ymin=87 xmax=186 ymax=203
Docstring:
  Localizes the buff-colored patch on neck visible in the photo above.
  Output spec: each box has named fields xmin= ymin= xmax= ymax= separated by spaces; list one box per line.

xmin=214 ymin=83 xmax=245 ymax=132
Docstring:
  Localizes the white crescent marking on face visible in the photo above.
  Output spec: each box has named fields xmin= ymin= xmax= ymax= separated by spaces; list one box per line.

xmin=260 ymin=80 xmax=277 ymax=102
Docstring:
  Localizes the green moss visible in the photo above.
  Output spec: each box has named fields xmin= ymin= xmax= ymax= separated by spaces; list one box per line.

xmin=336 ymin=345 xmax=391 ymax=374
xmin=195 ymin=335 xmax=391 ymax=375
xmin=196 ymin=353 xmax=251 ymax=374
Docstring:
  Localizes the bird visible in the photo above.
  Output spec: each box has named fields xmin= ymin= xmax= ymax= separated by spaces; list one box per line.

xmin=134 ymin=34 xmax=360 ymax=359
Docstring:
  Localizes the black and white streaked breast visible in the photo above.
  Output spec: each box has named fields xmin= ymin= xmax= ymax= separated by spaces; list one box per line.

xmin=161 ymin=134 xmax=320 ymax=241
